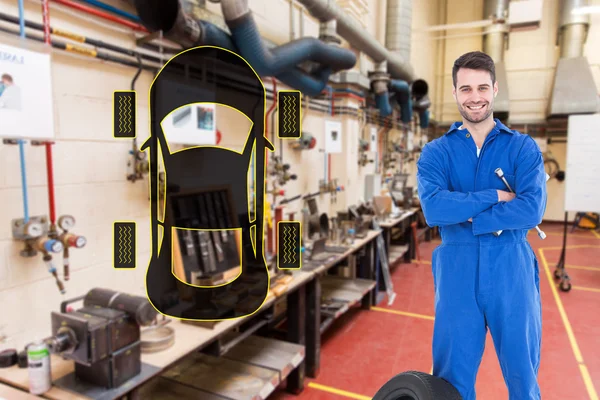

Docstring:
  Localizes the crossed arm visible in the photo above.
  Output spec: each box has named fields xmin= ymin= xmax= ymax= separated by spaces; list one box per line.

xmin=416 ymin=138 xmax=547 ymax=234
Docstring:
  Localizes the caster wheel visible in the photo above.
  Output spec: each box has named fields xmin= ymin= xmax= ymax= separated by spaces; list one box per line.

xmin=554 ymin=269 xmax=561 ymax=280
xmin=373 ymin=371 xmax=462 ymax=400
xmin=559 ymin=280 xmax=572 ymax=292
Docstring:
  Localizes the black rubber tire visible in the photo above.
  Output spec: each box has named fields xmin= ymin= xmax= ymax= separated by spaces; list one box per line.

xmin=372 ymin=371 xmax=463 ymax=400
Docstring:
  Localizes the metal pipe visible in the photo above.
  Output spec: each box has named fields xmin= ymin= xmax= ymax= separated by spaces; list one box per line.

xmin=52 ymin=0 xmax=148 ymax=32
xmin=559 ymin=23 xmax=587 ymax=58
xmin=18 ymin=0 xmax=25 ymax=37
xmin=0 ymin=12 xmax=162 ymax=62
xmin=295 ymin=0 xmax=415 ymax=82
xmin=42 ymin=0 xmax=51 ymax=44
xmin=18 ymin=140 xmax=30 ymax=223
xmin=0 ymin=23 xmax=160 ymax=71
xmin=76 ymin=0 xmax=141 ymax=22
xmin=45 ymin=142 xmax=57 ymax=227
xmin=385 ymin=0 xmax=412 ymax=65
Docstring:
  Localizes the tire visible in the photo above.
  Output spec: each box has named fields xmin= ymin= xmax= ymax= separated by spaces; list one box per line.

xmin=372 ymin=371 xmax=463 ymax=400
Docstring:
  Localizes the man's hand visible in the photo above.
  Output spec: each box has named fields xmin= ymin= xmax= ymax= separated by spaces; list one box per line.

xmin=497 ymin=190 xmax=516 ymax=203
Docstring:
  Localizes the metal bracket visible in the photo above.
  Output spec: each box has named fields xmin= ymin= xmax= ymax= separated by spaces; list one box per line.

xmin=12 ymin=215 xmax=50 ymax=241
xmin=136 ymin=30 xmax=164 ymax=47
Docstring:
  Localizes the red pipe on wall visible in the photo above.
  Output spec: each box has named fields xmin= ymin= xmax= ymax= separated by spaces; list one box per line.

xmin=52 ymin=0 xmax=148 ymax=32
xmin=42 ymin=0 xmax=51 ymax=44
xmin=45 ymin=142 xmax=57 ymax=225
xmin=265 ymin=78 xmax=277 ymax=255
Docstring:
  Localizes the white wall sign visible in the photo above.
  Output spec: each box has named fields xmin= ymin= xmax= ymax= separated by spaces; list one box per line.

xmin=161 ymin=102 xmax=216 ymax=145
xmin=325 ymin=120 xmax=342 ymax=153
xmin=370 ymin=126 xmax=378 ymax=152
xmin=0 ymin=43 xmax=54 ymax=139
xmin=564 ymin=114 xmax=600 ymax=213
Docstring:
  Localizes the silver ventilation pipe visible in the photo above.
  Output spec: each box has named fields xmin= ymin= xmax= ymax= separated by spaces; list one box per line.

xmin=547 ymin=0 xmax=599 ymax=118
xmin=295 ymin=0 xmax=416 ymax=82
xmin=385 ymin=0 xmax=412 ymax=65
xmin=483 ymin=0 xmax=510 ymax=122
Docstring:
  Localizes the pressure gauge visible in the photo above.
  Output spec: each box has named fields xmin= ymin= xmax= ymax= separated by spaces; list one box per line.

xmin=58 ymin=215 xmax=76 ymax=230
xmin=74 ymin=236 xmax=87 ymax=248
xmin=25 ymin=221 xmax=43 ymax=238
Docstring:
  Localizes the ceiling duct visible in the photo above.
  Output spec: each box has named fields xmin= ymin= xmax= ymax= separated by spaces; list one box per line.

xmin=547 ymin=0 xmax=599 ymax=118
xmin=295 ymin=0 xmax=416 ymax=82
xmin=483 ymin=0 xmax=510 ymax=123
xmin=385 ymin=0 xmax=412 ymax=65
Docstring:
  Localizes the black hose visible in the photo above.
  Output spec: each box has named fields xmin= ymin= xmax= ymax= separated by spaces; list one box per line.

xmin=0 ymin=12 xmax=165 ymax=65
xmin=0 ymin=25 xmax=159 ymax=72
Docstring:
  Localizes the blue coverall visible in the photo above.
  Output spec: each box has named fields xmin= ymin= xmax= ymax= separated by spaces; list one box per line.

xmin=416 ymin=118 xmax=547 ymax=400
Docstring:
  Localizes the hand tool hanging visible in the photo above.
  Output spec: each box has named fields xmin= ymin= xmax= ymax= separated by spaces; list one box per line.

xmin=32 ymin=140 xmax=87 ymax=284
xmin=494 ymin=167 xmax=546 ymax=240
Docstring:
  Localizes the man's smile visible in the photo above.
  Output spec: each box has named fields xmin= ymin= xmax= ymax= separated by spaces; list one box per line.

xmin=466 ymin=103 xmax=486 ymax=110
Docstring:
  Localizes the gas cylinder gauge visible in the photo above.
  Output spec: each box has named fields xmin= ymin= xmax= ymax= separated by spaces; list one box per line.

xmin=24 ymin=221 xmax=43 ymax=238
xmin=58 ymin=215 xmax=76 ymax=231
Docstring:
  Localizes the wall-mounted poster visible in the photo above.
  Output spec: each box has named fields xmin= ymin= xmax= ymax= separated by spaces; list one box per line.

xmin=325 ymin=120 xmax=342 ymax=153
xmin=0 ymin=42 xmax=54 ymax=139
xmin=162 ymin=102 xmax=216 ymax=145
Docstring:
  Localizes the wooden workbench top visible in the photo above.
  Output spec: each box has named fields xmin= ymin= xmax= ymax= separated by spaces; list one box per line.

xmin=0 ymin=270 xmax=315 ymax=400
xmin=378 ymin=208 xmax=418 ymax=228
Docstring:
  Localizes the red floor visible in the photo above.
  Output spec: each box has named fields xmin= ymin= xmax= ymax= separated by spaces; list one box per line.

xmin=271 ymin=224 xmax=600 ymax=399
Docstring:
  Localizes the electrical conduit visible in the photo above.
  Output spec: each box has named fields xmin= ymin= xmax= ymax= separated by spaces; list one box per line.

xmin=18 ymin=140 xmax=30 ymax=223
xmin=75 ymin=0 xmax=141 ymax=22
xmin=54 ymin=0 xmax=148 ymax=32
xmin=45 ymin=142 xmax=57 ymax=227
xmin=42 ymin=0 xmax=51 ymax=44
xmin=18 ymin=0 xmax=25 ymax=37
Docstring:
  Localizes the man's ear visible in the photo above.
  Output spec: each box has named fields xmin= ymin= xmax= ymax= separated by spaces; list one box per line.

xmin=452 ymin=87 xmax=456 ymax=101
xmin=494 ymin=81 xmax=498 ymax=97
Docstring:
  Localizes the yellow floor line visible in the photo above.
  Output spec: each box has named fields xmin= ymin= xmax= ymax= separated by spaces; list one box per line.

xmin=593 ymin=230 xmax=600 ymax=239
xmin=572 ymin=286 xmax=600 ymax=293
xmin=372 ymin=306 xmax=435 ymax=321
xmin=539 ymin=248 xmax=599 ymax=400
xmin=308 ymin=382 xmax=372 ymax=400
xmin=567 ymin=265 xmax=600 ymax=272
xmin=412 ymin=259 xmax=432 ymax=265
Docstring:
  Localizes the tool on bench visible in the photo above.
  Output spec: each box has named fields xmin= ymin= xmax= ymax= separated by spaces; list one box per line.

xmin=494 ymin=167 xmax=546 ymax=239
xmin=47 ymin=288 xmax=158 ymax=389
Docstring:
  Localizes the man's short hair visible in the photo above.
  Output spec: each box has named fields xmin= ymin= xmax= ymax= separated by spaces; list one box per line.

xmin=452 ymin=51 xmax=495 ymax=87
xmin=1 ymin=74 xmax=13 ymax=83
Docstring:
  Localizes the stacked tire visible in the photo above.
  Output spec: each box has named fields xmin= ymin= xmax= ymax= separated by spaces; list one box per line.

xmin=372 ymin=371 xmax=462 ymax=400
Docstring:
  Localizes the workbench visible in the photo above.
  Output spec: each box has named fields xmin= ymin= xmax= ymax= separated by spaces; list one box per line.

xmin=0 ymin=230 xmax=385 ymax=399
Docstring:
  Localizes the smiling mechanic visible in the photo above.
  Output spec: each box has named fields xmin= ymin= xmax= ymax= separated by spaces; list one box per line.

xmin=417 ymin=51 xmax=547 ymax=399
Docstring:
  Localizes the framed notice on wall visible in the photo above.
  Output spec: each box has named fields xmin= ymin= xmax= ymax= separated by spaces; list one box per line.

xmin=0 ymin=42 xmax=55 ymax=139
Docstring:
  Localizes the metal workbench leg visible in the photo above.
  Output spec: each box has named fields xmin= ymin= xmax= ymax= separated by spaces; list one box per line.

xmin=358 ymin=241 xmax=375 ymax=308
xmin=286 ymin=285 xmax=306 ymax=394
xmin=305 ymin=277 xmax=321 ymax=378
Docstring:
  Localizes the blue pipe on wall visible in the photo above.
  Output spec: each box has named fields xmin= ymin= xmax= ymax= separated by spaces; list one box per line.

xmin=375 ymin=93 xmax=392 ymax=117
xmin=196 ymin=20 xmax=334 ymax=96
xmin=229 ymin=14 xmax=356 ymax=78
xmin=78 ymin=0 xmax=141 ymax=22
xmin=18 ymin=0 xmax=25 ymax=37
xmin=390 ymin=79 xmax=413 ymax=123
xmin=18 ymin=139 xmax=29 ymax=223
